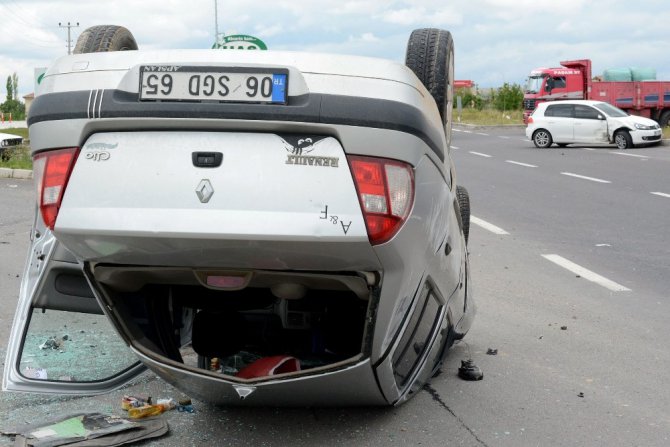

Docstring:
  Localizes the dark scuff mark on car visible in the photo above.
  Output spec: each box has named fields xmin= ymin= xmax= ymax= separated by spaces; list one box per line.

xmin=424 ymin=384 xmax=489 ymax=447
xmin=362 ymin=285 xmax=381 ymax=358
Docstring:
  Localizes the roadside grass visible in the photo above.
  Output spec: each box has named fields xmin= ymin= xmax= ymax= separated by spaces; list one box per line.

xmin=456 ymin=108 xmax=524 ymax=126
xmin=664 ymin=127 xmax=670 ymax=139
xmin=0 ymin=128 xmax=31 ymax=169
xmin=1 ymin=127 xmax=28 ymax=139
xmin=0 ymin=145 xmax=32 ymax=169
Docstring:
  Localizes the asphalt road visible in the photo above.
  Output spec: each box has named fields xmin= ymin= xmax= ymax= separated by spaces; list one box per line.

xmin=0 ymin=129 xmax=668 ymax=446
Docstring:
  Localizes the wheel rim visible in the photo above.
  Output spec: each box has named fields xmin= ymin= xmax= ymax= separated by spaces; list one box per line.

xmin=615 ymin=134 xmax=626 ymax=149
xmin=535 ymin=131 xmax=549 ymax=147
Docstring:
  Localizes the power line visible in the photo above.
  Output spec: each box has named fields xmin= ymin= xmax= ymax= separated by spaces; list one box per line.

xmin=0 ymin=0 xmax=35 ymax=28
xmin=0 ymin=2 xmax=62 ymax=46
xmin=59 ymin=21 xmax=80 ymax=55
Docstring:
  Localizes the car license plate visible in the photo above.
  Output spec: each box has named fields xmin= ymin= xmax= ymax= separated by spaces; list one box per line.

xmin=139 ymin=66 xmax=288 ymax=104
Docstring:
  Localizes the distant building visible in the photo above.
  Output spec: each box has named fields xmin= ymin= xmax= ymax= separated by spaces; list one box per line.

xmin=24 ymin=93 xmax=34 ymax=117
xmin=454 ymin=80 xmax=474 ymax=89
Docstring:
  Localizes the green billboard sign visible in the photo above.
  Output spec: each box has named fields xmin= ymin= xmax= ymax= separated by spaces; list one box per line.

xmin=213 ymin=34 xmax=268 ymax=50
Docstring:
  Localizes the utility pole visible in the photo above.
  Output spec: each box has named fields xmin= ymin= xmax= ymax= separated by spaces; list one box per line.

xmin=59 ymin=21 xmax=80 ymax=54
xmin=214 ymin=0 xmax=220 ymax=46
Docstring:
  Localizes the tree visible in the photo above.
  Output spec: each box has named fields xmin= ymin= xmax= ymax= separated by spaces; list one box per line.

xmin=5 ymin=76 xmax=11 ymax=103
xmin=494 ymin=83 xmax=523 ymax=111
xmin=1 ymin=73 xmax=25 ymax=120
xmin=457 ymin=88 xmax=484 ymax=110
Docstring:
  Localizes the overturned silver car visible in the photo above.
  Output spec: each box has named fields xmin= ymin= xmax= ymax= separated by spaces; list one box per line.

xmin=3 ymin=25 xmax=474 ymax=406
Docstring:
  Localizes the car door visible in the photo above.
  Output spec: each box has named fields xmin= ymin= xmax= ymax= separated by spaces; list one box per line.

xmin=2 ymin=209 xmax=145 ymax=394
xmin=573 ymin=105 xmax=608 ymax=144
xmin=543 ymin=104 xmax=574 ymax=142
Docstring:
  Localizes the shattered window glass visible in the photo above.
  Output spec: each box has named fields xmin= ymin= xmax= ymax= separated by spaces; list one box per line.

xmin=19 ymin=309 xmax=138 ymax=382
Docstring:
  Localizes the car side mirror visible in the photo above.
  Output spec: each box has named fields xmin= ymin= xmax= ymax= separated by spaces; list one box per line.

xmin=597 ymin=114 xmax=605 ymax=120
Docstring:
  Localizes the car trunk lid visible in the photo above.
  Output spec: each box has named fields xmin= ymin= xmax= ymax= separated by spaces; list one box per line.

xmin=53 ymin=131 xmax=380 ymax=271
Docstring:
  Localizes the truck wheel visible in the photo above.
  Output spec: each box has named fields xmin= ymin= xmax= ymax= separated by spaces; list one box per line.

xmin=456 ymin=185 xmax=470 ymax=245
xmin=73 ymin=25 xmax=138 ymax=54
xmin=405 ymin=28 xmax=454 ymax=146
xmin=614 ymin=130 xmax=633 ymax=149
xmin=532 ymin=129 xmax=553 ymax=148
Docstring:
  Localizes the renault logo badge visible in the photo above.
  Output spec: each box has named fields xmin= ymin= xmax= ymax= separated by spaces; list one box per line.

xmin=196 ymin=179 xmax=214 ymax=203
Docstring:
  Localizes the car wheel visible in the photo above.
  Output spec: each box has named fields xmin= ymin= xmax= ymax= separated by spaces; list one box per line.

xmin=532 ymin=129 xmax=553 ymax=148
xmin=614 ymin=130 xmax=633 ymax=149
xmin=405 ymin=28 xmax=454 ymax=146
xmin=456 ymin=185 xmax=470 ymax=245
xmin=659 ymin=111 xmax=670 ymax=129
xmin=73 ymin=25 xmax=138 ymax=54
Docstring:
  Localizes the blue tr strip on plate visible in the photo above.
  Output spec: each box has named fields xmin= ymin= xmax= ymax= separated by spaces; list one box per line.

xmin=272 ymin=74 xmax=287 ymax=102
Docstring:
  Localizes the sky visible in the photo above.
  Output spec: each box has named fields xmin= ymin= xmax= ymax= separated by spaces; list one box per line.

xmin=1 ymin=0 xmax=669 ymax=99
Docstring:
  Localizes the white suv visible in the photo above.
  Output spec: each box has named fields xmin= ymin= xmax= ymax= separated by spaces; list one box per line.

xmin=526 ymin=99 xmax=662 ymax=149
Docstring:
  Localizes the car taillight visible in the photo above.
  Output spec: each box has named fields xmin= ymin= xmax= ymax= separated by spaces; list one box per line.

xmin=527 ymin=116 xmax=534 ymax=124
xmin=33 ymin=147 xmax=80 ymax=230
xmin=347 ymin=155 xmax=414 ymax=245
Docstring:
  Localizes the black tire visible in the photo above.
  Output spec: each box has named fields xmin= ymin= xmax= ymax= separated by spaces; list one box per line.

xmin=532 ymin=129 xmax=553 ymax=148
xmin=614 ymin=130 xmax=633 ymax=149
xmin=659 ymin=110 xmax=670 ymax=129
xmin=405 ymin=28 xmax=454 ymax=146
xmin=73 ymin=25 xmax=138 ymax=54
xmin=456 ymin=185 xmax=470 ymax=245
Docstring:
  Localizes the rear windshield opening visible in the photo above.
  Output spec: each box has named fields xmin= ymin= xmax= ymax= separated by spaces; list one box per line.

xmin=92 ymin=267 xmax=376 ymax=381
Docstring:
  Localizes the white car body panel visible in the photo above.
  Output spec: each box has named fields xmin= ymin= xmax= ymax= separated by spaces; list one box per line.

xmin=526 ymin=99 xmax=662 ymax=147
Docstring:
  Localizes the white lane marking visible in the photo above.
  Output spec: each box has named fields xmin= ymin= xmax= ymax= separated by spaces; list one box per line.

xmin=506 ymin=160 xmax=538 ymax=168
xmin=463 ymin=130 xmax=473 ymax=134
xmin=561 ymin=172 xmax=611 ymax=183
xmin=451 ymin=146 xmax=460 ymax=150
xmin=612 ymin=152 xmax=648 ymax=159
xmin=651 ymin=192 xmax=670 ymax=198
xmin=595 ymin=243 xmax=611 ymax=247
xmin=542 ymin=254 xmax=631 ymax=292
xmin=471 ymin=216 xmax=509 ymax=235
xmin=476 ymin=132 xmax=489 ymax=136
xmin=469 ymin=151 xmax=492 ymax=158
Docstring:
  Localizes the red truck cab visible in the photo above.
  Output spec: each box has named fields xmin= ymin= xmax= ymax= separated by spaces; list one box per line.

xmin=523 ymin=60 xmax=590 ymax=123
